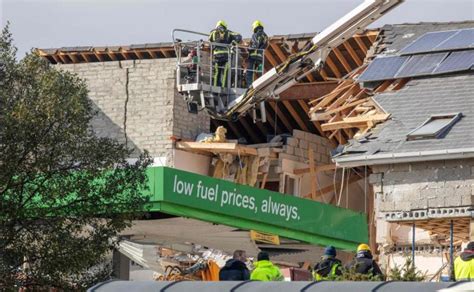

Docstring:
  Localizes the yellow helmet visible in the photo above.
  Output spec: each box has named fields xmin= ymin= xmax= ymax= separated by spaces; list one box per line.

xmin=357 ymin=243 xmax=371 ymax=252
xmin=252 ymin=20 xmax=264 ymax=31
xmin=216 ymin=20 xmax=227 ymax=29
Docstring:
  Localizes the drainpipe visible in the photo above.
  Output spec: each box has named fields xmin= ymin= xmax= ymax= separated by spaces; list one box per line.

xmin=450 ymin=220 xmax=454 ymax=280
xmin=412 ymin=222 xmax=415 ymax=268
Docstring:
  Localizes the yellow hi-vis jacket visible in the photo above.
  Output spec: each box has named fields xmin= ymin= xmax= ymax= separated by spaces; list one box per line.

xmin=250 ymin=260 xmax=284 ymax=281
xmin=454 ymin=255 xmax=474 ymax=281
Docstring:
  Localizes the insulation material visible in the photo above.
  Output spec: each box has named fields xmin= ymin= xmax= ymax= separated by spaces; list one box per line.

xmin=235 ymin=157 xmax=248 ymax=185
xmin=246 ymin=156 xmax=260 ymax=187
xmin=202 ymin=126 xmax=227 ymax=143
xmin=212 ymin=153 xmax=234 ymax=179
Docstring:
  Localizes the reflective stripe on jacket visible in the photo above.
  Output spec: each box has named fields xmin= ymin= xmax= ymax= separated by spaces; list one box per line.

xmin=209 ymin=29 xmax=241 ymax=56
xmin=250 ymin=260 xmax=284 ymax=281
xmin=313 ymin=257 xmax=342 ymax=281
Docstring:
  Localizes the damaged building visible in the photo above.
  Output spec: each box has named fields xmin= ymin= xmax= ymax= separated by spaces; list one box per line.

xmin=36 ymin=20 xmax=474 ymax=280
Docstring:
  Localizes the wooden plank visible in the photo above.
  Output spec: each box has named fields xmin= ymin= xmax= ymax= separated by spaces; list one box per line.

xmin=326 ymin=84 xmax=360 ymax=111
xmin=247 ymin=142 xmax=283 ymax=148
xmin=321 ymin=114 xmax=390 ymax=131
xmin=311 ymin=98 xmax=369 ymax=121
xmin=260 ymin=173 xmax=268 ymax=189
xmin=175 ymin=141 xmax=258 ymax=156
xmin=308 ymin=149 xmax=317 ymax=200
xmin=293 ymin=163 xmax=336 ymax=175
xmin=309 ymin=82 xmax=353 ymax=109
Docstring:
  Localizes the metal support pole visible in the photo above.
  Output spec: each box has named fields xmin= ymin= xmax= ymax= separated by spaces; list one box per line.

xmin=450 ymin=219 xmax=454 ymax=280
xmin=210 ymin=44 xmax=213 ymax=88
xmin=412 ymin=222 xmax=415 ymax=268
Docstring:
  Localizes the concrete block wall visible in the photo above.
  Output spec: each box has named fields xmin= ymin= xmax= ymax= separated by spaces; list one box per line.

xmin=57 ymin=59 xmax=209 ymax=165
xmin=281 ymin=129 xmax=333 ymax=164
xmin=370 ymin=158 xmax=474 ymax=212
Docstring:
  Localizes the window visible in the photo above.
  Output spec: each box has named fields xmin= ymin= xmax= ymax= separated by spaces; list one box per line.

xmin=282 ymin=173 xmax=300 ymax=196
xmin=407 ymin=113 xmax=462 ymax=140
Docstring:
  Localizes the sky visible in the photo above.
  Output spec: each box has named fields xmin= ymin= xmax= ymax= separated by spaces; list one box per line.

xmin=1 ymin=0 xmax=473 ymax=58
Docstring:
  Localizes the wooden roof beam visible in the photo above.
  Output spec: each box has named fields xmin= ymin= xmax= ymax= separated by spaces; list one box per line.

xmin=343 ymin=41 xmax=363 ymax=66
xmin=57 ymin=53 xmax=70 ymax=64
xmin=68 ymin=53 xmax=80 ymax=63
xmin=354 ymin=36 xmax=369 ymax=55
xmin=333 ymin=47 xmax=353 ymax=73
xmin=279 ymin=81 xmax=338 ymax=100
xmin=282 ymin=101 xmax=309 ymax=132
xmin=176 ymin=141 xmax=258 ymax=156
xmin=321 ymin=113 xmax=390 ymax=131
xmin=324 ymin=54 xmax=343 ymax=79
xmin=269 ymin=42 xmax=287 ymax=63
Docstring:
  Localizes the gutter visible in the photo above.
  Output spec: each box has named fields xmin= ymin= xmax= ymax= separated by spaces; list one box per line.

xmin=334 ymin=147 xmax=474 ymax=168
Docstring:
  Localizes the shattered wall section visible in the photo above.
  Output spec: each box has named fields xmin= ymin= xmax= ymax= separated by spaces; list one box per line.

xmin=57 ymin=59 xmax=209 ymax=164
xmin=371 ymin=159 xmax=474 ymax=212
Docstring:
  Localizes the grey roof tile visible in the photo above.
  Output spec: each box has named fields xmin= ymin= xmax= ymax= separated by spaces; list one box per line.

xmin=339 ymin=73 xmax=474 ymax=159
xmin=377 ymin=21 xmax=474 ymax=55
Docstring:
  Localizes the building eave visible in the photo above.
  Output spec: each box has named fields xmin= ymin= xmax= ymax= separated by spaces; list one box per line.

xmin=334 ymin=147 xmax=474 ymax=168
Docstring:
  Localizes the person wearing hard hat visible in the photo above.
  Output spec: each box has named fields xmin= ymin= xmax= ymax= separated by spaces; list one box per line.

xmin=346 ymin=243 xmax=384 ymax=279
xmin=313 ymin=246 xmax=343 ymax=281
xmin=454 ymin=241 xmax=474 ymax=281
xmin=209 ymin=20 xmax=242 ymax=87
xmin=246 ymin=20 xmax=268 ymax=87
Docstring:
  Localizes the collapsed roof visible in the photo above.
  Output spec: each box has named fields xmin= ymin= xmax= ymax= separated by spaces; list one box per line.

xmin=333 ymin=21 xmax=474 ymax=167
xmin=36 ymin=22 xmax=474 ymax=157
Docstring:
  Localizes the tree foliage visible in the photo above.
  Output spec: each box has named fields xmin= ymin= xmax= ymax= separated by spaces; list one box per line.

xmin=0 ymin=23 xmax=151 ymax=289
xmin=387 ymin=257 xmax=426 ymax=281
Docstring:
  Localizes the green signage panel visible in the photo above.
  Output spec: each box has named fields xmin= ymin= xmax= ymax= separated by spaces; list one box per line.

xmin=146 ymin=167 xmax=368 ymax=251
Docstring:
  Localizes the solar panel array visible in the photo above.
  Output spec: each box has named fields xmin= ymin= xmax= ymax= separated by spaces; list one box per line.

xmin=395 ymin=52 xmax=448 ymax=78
xmin=399 ymin=28 xmax=474 ymax=55
xmin=358 ymin=28 xmax=474 ymax=82
xmin=434 ymin=50 xmax=474 ymax=74
xmin=357 ymin=56 xmax=408 ymax=82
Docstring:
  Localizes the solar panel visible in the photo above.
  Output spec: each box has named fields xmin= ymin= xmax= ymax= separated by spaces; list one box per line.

xmin=434 ymin=28 xmax=474 ymax=51
xmin=433 ymin=50 xmax=474 ymax=74
xmin=357 ymin=56 xmax=408 ymax=82
xmin=399 ymin=30 xmax=459 ymax=55
xmin=395 ymin=52 xmax=448 ymax=78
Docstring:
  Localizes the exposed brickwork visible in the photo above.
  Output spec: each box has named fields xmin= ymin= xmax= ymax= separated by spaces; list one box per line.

xmin=371 ymin=159 xmax=474 ymax=212
xmin=57 ymin=59 xmax=209 ymax=164
xmin=282 ymin=129 xmax=333 ymax=164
